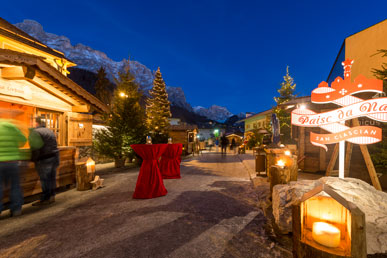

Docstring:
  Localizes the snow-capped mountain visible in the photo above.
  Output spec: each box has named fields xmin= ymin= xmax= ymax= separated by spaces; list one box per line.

xmin=193 ymin=105 xmax=233 ymax=122
xmin=14 ymin=19 xmax=154 ymax=92
xmin=14 ymin=19 xmax=235 ymax=120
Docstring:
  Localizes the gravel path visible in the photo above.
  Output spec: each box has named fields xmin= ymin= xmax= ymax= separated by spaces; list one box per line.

xmin=0 ymin=152 xmax=291 ymax=258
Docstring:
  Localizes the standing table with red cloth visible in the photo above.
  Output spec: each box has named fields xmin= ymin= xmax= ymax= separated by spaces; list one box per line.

xmin=160 ymin=143 xmax=183 ymax=179
xmin=131 ymin=144 xmax=168 ymax=199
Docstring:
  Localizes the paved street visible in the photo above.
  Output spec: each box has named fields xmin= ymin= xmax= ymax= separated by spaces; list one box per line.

xmin=0 ymin=152 xmax=291 ymax=258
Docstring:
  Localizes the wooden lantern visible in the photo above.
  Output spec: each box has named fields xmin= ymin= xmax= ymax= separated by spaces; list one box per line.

xmin=86 ymin=157 xmax=95 ymax=173
xmin=293 ymin=184 xmax=366 ymax=258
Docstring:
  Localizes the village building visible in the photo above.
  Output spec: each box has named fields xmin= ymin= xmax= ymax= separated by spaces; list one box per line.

xmin=0 ymin=17 xmax=108 ymax=201
xmin=239 ymin=109 xmax=271 ymax=140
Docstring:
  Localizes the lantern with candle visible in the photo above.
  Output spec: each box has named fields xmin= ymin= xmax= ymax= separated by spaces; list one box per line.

xmin=86 ymin=157 xmax=95 ymax=173
xmin=292 ymin=184 xmax=366 ymax=257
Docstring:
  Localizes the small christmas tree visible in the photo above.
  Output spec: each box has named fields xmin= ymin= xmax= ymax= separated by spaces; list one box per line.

xmin=94 ymin=62 xmax=147 ymax=167
xmin=146 ymin=67 xmax=171 ymax=143
xmin=94 ymin=66 xmax=114 ymax=106
xmin=273 ymin=66 xmax=296 ymax=144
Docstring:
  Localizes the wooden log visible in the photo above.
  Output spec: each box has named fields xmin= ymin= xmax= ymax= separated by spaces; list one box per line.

xmin=269 ymin=165 xmax=291 ymax=194
xmin=75 ymin=162 xmax=94 ymax=191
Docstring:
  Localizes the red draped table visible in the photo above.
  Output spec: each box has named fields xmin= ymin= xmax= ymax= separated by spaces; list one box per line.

xmin=160 ymin=143 xmax=183 ymax=179
xmin=131 ymin=144 xmax=168 ymax=199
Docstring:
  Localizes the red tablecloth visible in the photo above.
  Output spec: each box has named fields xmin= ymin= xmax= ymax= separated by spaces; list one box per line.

xmin=160 ymin=143 xmax=182 ymax=179
xmin=131 ymin=144 xmax=168 ymax=199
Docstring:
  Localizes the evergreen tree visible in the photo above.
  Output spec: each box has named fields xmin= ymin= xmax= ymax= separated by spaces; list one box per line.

xmin=94 ymin=62 xmax=147 ymax=167
xmin=146 ymin=67 xmax=171 ymax=143
xmin=273 ymin=66 xmax=296 ymax=144
xmin=94 ymin=67 xmax=114 ymax=106
xmin=370 ymin=50 xmax=387 ymax=174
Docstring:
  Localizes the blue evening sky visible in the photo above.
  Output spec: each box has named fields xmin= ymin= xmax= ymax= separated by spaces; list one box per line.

xmin=2 ymin=0 xmax=387 ymax=114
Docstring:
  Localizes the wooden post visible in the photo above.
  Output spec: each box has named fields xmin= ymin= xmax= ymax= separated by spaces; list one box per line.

xmin=299 ymin=127 xmax=305 ymax=170
xmin=351 ymin=119 xmax=382 ymax=190
xmin=344 ymin=143 xmax=353 ymax=177
xmin=326 ymin=143 xmax=339 ymax=176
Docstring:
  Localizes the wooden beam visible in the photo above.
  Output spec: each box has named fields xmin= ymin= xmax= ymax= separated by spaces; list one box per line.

xmin=72 ymin=105 xmax=90 ymax=112
xmin=344 ymin=142 xmax=353 ymax=177
xmin=352 ymin=118 xmax=382 ymax=190
xmin=299 ymin=127 xmax=305 ymax=170
xmin=1 ymin=66 xmax=35 ymax=79
xmin=326 ymin=143 xmax=339 ymax=176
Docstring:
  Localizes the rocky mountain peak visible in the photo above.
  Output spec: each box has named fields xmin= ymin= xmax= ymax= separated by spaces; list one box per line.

xmin=14 ymin=19 xmax=235 ymax=119
xmin=193 ymin=105 xmax=233 ymax=122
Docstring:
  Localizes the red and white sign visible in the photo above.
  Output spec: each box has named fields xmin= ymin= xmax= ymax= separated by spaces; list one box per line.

xmin=291 ymin=59 xmax=386 ymax=178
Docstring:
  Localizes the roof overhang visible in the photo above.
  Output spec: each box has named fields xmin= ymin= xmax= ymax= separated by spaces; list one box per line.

xmin=0 ymin=49 xmax=108 ymax=113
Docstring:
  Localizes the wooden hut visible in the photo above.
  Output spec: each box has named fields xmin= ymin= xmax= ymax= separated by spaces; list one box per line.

xmin=0 ymin=18 xmax=108 ymax=203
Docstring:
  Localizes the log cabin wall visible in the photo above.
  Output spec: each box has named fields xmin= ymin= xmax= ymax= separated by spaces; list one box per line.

xmin=2 ymin=147 xmax=76 ymax=202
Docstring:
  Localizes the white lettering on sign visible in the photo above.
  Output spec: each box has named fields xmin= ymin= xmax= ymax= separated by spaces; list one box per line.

xmin=0 ymin=84 xmax=32 ymax=100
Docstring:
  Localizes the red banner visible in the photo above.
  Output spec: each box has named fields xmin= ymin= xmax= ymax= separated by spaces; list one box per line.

xmin=310 ymin=126 xmax=382 ymax=151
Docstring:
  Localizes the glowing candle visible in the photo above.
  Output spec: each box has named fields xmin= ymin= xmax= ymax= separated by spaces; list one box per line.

xmin=277 ymin=160 xmax=285 ymax=168
xmin=86 ymin=157 xmax=95 ymax=173
xmin=284 ymin=150 xmax=291 ymax=156
xmin=312 ymin=222 xmax=341 ymax=248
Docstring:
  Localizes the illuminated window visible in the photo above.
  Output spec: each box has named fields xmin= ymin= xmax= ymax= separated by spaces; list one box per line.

xmin=36 ymin=109 xmax=63 ymax=146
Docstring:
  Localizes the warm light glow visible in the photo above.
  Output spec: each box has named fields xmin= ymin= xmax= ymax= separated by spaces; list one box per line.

xmin=284 ymin=150 xmax=291 ymax=156
xmin=299 ymin=104 xmax=306 ymax=110
xmin=119 ymin=92 xmax=125 ymax=97
xmin=86 ymin=157 xmax=95 ymax=173
xmin=312 ymin=222 xmax=341 ymax=248
xmin=277 ymin=160 xmax=285 ymax=168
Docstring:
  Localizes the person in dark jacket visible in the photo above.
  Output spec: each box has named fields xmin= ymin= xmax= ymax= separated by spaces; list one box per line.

xmin=220 ymin=134 xmax=229 ymax=155
xmin=0 ymin=118 xmax=26 ymax=217
xmin=29 ymin=116 xmax=59 ymax=206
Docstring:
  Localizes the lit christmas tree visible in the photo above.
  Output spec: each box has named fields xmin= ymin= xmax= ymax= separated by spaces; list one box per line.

xmin=146 ymin=67 xmax=171 ymax=143
xmin=94 ymin=62 xmax=147 ymax=167
xmin=273 ymin=66 xmax=296 ymax=144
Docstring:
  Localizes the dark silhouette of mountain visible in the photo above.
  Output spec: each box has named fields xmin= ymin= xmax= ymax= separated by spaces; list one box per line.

xmin=68 ymin=67 xmax=99 ymax=95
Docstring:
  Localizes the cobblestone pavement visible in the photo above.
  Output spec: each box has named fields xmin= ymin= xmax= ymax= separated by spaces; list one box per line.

xmin=0 ymin=152 xmax=292 ymax=258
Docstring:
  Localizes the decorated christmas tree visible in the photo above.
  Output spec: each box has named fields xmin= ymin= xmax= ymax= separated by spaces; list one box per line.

xmin=94 ymin=62 xmax=147 ymax=167
xmin=146 ymin=67 xmax=171 ymax=143
xmin=273 ymin=66 xmax=296 ymax=144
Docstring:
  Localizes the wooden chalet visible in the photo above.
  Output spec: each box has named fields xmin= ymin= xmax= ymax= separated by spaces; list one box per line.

xmin=0 ymin=17 xmax=108 ymax=203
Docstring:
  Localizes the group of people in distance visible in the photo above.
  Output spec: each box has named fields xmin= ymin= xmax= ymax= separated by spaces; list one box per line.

xmin=212 ymin=134 xmax=236 ymax=155
xmin=0 ymin=110 xmax=59 ymax=217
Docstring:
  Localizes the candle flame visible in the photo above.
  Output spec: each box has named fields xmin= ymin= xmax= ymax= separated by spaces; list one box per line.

xmin=284 ymin=150 xmax=291 ymax=156
xmin=277 ymin=160 xmax=285 ymax=167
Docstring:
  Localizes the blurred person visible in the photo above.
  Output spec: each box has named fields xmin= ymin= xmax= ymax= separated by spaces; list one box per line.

xmin=231 ymin=138 xmax=236 ymax=154
xmin=0 ymin=115 xmax=26 ymax=217
xmin=29 ymin=116 xmax=59 ymax=206
xmin=207 ymin=138 xmax=213 ymax=151
xmin=220 ymin=134 xmax=229 ymax=155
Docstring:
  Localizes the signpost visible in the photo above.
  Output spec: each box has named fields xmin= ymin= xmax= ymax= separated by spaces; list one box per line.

xmin=291 ymin=59 xmax=386 ymax=188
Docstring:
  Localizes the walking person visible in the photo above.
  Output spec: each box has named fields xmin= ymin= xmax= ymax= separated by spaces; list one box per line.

xmin=0 ymin=116 xmax=26 ymax=217
xmin=220 ymin=134 xmax=229 ymax=155
xmin=29 ymin=116 xmax=59 ymax=206
xmin=231 ymin=138 xmax=236 ymax=154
